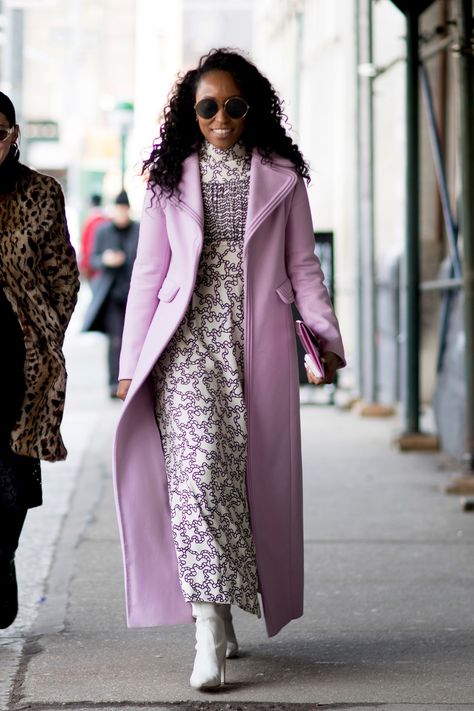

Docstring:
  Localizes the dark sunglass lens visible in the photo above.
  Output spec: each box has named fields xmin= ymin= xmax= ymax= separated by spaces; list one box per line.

xmin=225 ymin=98 xmax=248 ymax=119
xmin=0 ymin=130 xmax=9 ymax=141
xmin=195 ymin=99 xmax=218 ymax=119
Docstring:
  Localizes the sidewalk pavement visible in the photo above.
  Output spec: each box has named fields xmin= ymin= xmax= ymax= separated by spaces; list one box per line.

xmin=1 ymin=327 xmax=474 ymax=710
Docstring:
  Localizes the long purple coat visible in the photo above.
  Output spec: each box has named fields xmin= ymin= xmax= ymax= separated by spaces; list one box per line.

xmin=113 ymin=150 xmax=345 ymax=637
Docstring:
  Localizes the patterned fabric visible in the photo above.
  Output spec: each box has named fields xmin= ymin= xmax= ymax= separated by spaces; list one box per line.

xmin=0 ymin=167 xmax=79 ymax=462
xmin=153 ymin=141 xmax=260 ymax=616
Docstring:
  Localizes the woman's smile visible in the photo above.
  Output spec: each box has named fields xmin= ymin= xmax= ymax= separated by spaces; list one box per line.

xmin=209 ymin=126 xmax=235 ymax=143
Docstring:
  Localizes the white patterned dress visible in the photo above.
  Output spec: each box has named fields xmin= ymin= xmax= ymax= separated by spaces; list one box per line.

xmin=153 ymin=141 xmax=260 ymax=617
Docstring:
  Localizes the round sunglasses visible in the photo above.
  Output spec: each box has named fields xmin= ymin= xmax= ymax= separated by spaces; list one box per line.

xmin=194 ymin=96 xmax=249 ymax=121
xmin=0 ymin=126 xmax=15 ymax=142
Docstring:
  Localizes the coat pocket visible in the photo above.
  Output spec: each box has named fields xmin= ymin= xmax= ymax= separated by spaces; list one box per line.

xmin=275 ymin=278 xmax=295 ymax=304
xmin=157 ymin=279 xmax=180 ymax=303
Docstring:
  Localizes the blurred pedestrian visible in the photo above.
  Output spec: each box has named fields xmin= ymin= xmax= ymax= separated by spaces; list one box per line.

xmin=82 ymin=191 xmax=139 ymax=397
xmin=79 ymin=193 xmax=109 ymax=280
xmin=0 ymin=91 xmax=79 ymax=629
xmin=114 ymin=49 xmax=345 ymax=689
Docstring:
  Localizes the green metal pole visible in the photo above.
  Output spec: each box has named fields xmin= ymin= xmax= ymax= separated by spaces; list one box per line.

xmin=120 ymin=131 xmax=127 ymax=190
xmin=402 ymin=7 xmax=420 ymax=434
xmin=457 ymin=0 xmax=474 ymax=470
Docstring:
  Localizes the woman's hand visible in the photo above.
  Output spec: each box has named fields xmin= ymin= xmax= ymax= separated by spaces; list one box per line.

xmin=117 ymin=379 xmax=132 ymax=401
xmin=305 ymin=351 xmax=339 ymax=386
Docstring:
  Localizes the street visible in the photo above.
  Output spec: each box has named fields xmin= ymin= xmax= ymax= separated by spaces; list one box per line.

xmin=1 ymin=295 xmax=474 ymax=711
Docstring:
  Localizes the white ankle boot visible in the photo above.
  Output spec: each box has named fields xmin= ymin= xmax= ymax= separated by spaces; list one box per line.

xmin=190 ymin=602 xmax=226 ymax=689
xmin=219 ymin=604 xmax=239 ymax=658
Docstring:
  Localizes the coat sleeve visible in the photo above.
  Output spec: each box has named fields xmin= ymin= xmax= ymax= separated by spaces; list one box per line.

xmin=285 ymin=177 xmax=346 ymax=366
xmin=41 ymin=179 xmax=80 ymax=337
xmin=119 ymin=188 xmax=171 ymax=380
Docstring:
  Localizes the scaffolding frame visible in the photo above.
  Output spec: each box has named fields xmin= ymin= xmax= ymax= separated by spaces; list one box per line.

xmin=356 ymin=0 xmax=474 ymax=467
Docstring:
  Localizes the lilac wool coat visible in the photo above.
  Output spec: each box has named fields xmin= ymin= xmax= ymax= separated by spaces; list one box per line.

xmin=113 ymin=149 xmax=345 ymax=637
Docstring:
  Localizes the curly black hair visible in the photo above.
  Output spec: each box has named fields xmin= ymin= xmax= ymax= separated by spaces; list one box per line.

xmin=143 ymin=48 xmax=310 ymax=199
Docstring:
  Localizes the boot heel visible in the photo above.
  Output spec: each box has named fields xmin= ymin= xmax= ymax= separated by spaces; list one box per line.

xmin=220 ymin=659 xmax=226 ymax=684
xmin=220 ymin=604 xmax=239 ymax=658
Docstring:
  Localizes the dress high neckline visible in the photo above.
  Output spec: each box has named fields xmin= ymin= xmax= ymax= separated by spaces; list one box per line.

xmin=200 ymin=140 xmax=248 ymax=161
xmin=199 ymin=140 xmax=250 ymax=185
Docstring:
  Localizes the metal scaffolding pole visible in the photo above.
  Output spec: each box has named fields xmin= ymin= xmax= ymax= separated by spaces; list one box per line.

xmin=358 ymin=0 xmax=378 ymax=405
xmin=354 ymin=0 xmax=364 ymax=399
xmin=457 ymin=0 xmax=474 ymax=471
xmin=402 ymin=6 xmax=421 ymax=434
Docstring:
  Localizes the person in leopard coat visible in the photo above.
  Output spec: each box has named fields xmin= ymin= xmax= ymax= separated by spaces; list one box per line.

xmin=0 ymin=92 xmax=79 ymax=629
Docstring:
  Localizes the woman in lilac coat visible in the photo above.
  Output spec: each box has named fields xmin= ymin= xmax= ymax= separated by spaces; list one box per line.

xmin=114 ymin=49 xmax=345 ymax=690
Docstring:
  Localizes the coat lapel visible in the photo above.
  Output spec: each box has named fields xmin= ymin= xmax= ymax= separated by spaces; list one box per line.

xmin=169 ymin=153 xmax=204 ymax=230
xmin=244 ymin=151 xmax=297 ymax=250
xmin=169 ymin=149 xmax=297 ymax=248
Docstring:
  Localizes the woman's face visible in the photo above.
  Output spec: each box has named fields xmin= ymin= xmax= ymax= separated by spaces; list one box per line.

xmin=0 ymin=112 xmax=18 ymax=167
xmin=195 ymin=70 xmax=247 ymax=150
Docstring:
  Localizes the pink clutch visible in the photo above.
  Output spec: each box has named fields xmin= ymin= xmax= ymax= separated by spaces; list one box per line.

xmin=295 ymin=320 xmax=325 ymax=379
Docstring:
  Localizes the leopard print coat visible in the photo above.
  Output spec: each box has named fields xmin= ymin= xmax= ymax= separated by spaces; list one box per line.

xmin=0 ymin=166 xmax=79 ymax=462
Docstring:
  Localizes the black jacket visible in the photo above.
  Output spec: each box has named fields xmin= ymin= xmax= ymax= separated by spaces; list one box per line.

xmin=82 ymin=219 xmax=139 ymax=333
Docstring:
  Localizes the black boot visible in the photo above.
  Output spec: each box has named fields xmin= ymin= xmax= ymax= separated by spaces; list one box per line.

xmin=0 ymin=558 xmax=19 ymax=628
xmin=0 ymin=508 xmax=27 ymax=629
